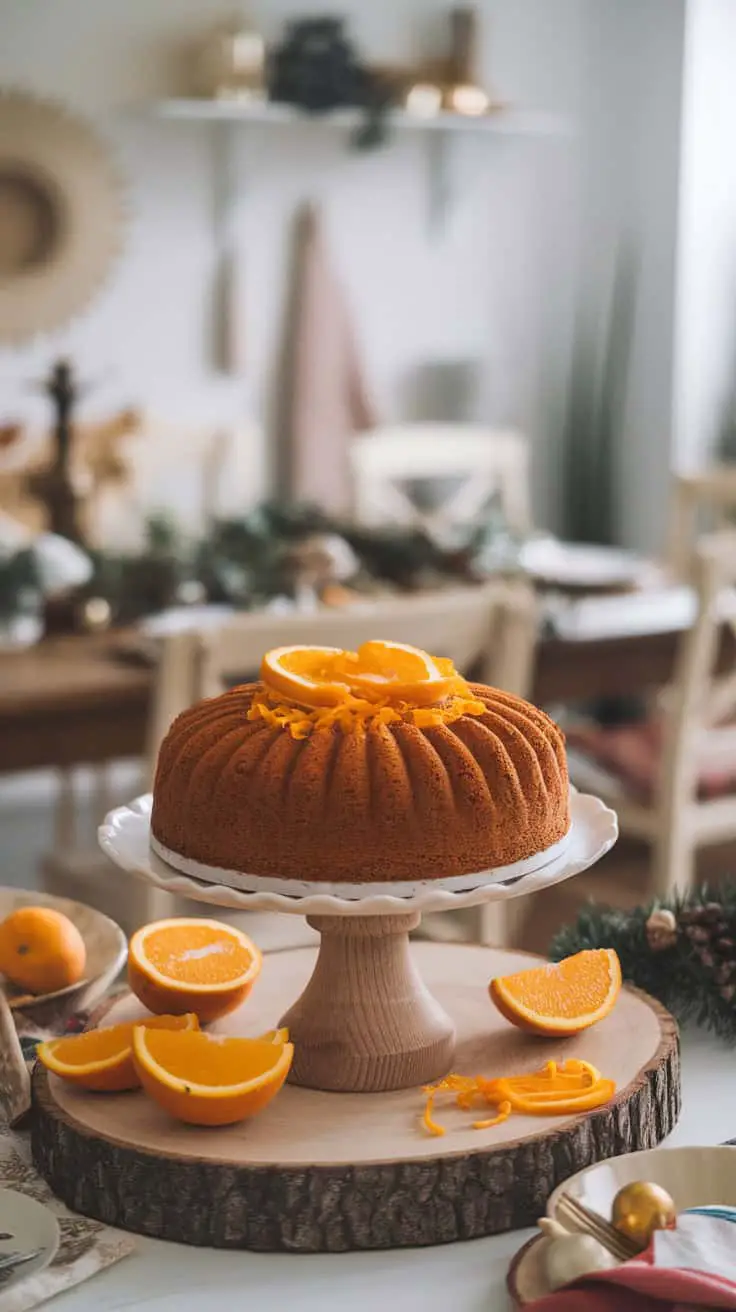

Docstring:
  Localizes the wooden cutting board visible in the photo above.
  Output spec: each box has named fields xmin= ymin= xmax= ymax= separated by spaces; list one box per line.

xmin=31 ymin=944 xmax=679 ymax=1252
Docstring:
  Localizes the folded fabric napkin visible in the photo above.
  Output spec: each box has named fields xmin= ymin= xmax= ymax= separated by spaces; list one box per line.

xmin=528 ymin=1214 xmax=736 ymax=1311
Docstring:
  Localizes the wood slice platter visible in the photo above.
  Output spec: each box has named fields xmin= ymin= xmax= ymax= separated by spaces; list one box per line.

xmin=31 ymin=944 xmax=680 ymax=1253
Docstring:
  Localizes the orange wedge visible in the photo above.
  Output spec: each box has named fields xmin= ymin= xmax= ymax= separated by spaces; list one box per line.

xmin=261 ymin=640 xmax=463 ymax=709
xmin=489 ymin=949 xmax=622 ymax=1037
xmin=132 ymin=1025 xmax=294 ymax=1125
xmin=128 ymin=919 xmax=262 ymax=1023
xmin=37 ymin=1013 xmax=199 ymax=1091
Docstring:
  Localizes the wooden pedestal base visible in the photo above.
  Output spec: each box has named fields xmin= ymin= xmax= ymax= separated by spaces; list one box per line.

xmin=281 ymin=913 xmax=456 ymax=1092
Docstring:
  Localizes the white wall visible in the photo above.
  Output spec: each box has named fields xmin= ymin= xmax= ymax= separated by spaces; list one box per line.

xmin=0 ymin=0 xmax=584 ymax=529
xmin=1 ymin=0 xmax=695 ymax=552
xmin=673 ymin=0 xmax=736 ymax=468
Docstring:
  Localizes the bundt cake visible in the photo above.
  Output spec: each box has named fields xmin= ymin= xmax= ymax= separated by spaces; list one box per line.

xmin=151 ymin=640 xmax=570 ymax=884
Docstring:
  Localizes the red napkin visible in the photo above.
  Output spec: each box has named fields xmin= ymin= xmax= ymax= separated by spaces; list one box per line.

xmin=527 ymin=1255 xmax=736 ymax=1311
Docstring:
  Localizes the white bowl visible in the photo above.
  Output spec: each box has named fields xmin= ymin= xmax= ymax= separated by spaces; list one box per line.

xmin=548 ymin=1145 xmax=736 ymax=1221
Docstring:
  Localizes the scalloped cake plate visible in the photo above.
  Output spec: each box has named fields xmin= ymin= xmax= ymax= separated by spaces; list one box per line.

xmin=99 ymin=790 xmax=617 ymax=918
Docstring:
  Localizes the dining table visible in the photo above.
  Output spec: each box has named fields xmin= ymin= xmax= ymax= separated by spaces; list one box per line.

xmin=2 ymin=602 xmax=735 ymax=777
xmin=32 ymin=1023 xmax=735 ymax=1312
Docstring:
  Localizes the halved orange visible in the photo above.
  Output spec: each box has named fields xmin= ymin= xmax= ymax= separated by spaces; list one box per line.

xmin=261 ymin=640 xmax=462 ymax=709
xmin=128 ymin=919 xmax=262 ymax=1023
xmin=489 ymin=949 xmax=622 ymax=1037
xmin=37 ymin=1013 xmax=199 ymax=1091
xmin=132 ymin=1025 xmax=294 ymax=1125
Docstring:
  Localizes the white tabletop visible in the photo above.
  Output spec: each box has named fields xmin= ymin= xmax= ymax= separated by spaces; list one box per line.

xmin=49 ymin=1025 xmax=733 ymax=1312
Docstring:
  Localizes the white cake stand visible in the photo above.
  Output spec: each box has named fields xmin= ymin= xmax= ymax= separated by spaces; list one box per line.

xmin=100 ymin=790 xmax=617 ymax=1093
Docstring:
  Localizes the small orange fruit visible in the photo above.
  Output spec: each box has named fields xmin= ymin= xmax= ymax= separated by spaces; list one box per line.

xmin=128 ymin=918 xmax=262 ymax=1023
xmin=37 ymin=1013 xmax=199 ymax=1091
xmin=489 ymin=949 xmax=622 ymax=1037
xmin=132 ymin=1025 xmax=293 ymax=1125
xmin=0 ymin=906 xmax=86 ymax=995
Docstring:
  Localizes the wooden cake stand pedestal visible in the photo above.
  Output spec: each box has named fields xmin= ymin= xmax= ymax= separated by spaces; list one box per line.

xmin=283 ymin=911 xmax=455 ymax=1091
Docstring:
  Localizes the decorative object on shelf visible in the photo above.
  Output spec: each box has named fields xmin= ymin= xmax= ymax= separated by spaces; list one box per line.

xmin=550 ymin=885 xmax=736 ymax=1042
xmin=277 ymin=203 xmax=378 ymax=513
xmin=443 ymin=7 xmax=493 ymax=116
xmin=0 ymin=89 xmax=125 ymax=344
xmin=196 ymin=14 xmax=266 ymax=102
xmin=269 ymin=17 xmax=393 ymax=149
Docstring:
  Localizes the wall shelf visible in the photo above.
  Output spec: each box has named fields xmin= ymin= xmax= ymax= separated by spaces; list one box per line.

xmin=155 ymin=98 xmax=570 ymax=139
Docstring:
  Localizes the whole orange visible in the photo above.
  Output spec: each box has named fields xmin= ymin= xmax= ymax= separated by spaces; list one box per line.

xmin=0 ymin=906 xmax=86 ymax=994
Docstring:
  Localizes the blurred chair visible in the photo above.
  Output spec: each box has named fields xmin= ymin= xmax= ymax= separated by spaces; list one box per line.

xmin=566 ymin=530 xmax=736 ymax=898
xmin=668 ymin=468 xmax=736 ymax=578
xmin=350 ymin=425 xmax=531 ymax=538
xmin=145 ymin=580 xmax=539 ymax=947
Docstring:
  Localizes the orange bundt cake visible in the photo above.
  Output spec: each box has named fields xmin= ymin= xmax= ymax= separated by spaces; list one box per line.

xmin=151 ymin=640 xmax=570 ymax=884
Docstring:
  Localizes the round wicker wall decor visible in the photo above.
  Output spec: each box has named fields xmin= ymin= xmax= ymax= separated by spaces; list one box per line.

xmin=0 ymin=90 xmax=125 ymax=343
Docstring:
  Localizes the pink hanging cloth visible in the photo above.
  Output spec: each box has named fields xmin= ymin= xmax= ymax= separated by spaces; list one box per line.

xmin=279 ymin=202 xmax=378 ymax=514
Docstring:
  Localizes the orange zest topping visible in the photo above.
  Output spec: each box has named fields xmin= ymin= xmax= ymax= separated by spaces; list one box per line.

xmin=421 ymin=1059 xmax=615 ymax=1137
xmin=489 ymin=949 xmax=622 ymax=1037
xmin=253 ymin=641 xmax=487 ymax=738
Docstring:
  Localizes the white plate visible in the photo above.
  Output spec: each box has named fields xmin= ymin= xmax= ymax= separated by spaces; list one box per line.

xmin=521 ymin=538 xmax=647 ymax=589
xmin=99 ymin=790 xmax=617 ymax=918
xmin=548 ymin=1145 xmax=736 ymax=1222
xmin=0 ymin=1188 xmax=59 ymax=1293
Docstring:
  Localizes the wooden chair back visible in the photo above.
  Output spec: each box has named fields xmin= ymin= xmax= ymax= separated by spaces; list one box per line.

xmin=668 ymin=468 xmax=736 ymax=578
xmin=655 ymin=530 xmax=736 ymax=888
xmin=145 ymin=581 xmax=538 ymax=778
xmin=350 ymin=425 xmax=531 ymax=537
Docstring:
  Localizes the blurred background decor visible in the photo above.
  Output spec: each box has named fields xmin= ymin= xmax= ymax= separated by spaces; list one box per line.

xmin=0 ymin=89 xmax=125 ymax=344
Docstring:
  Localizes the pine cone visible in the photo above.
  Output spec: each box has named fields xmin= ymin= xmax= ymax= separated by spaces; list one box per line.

xmin=646 ymin=908 xmax=678 ymax=952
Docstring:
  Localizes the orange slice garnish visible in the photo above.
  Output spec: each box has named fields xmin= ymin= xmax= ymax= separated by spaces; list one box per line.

xmin=128 ymin=919 xmax=262 ymax=1024
xmin=37 ymin=1013 xmax=200 ymax=1092
xmin=132 ymin=1026 xmax=294 ymax=1126
xmin=261 ymin=646 xmax=353 ymax=706
xmin=489 ymin=949 xmax=622 ymax=1036
xmin=261 ymin=640 xmax=462 ymax=709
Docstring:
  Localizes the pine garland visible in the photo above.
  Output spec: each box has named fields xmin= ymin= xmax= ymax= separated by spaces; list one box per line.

xmin=550 ymin=885 xmax=736 ymax=1043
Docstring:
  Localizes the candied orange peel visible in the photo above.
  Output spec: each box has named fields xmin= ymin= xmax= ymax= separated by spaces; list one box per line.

xmin=421 ymin=1059 xmax=615 ymax=1137
xmin=250 ymin=640 xmax=487 ymax=737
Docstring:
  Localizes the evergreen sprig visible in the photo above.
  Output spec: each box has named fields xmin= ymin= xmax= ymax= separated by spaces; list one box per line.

xmin=550 ymin=884 xmax=736 ymax=1043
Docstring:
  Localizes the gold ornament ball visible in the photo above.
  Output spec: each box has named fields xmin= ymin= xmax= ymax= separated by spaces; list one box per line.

xmin=611 ymin=1181 xmax=677 ymax=1250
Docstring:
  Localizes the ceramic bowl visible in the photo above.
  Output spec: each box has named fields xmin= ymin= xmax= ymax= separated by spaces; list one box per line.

xmin=548 ymin=1145 xmax=736 ymax=1221
xmin=0 ymin=888 xmax=126 ymax=1029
